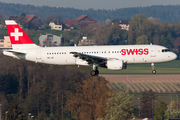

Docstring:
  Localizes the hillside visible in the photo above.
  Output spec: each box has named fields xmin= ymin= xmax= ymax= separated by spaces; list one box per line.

xmin=0 ymin=2 xmax=180 ymax=22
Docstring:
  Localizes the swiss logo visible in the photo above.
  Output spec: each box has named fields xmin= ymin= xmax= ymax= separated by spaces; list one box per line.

xmin=10 ymin=28 xmax=23 ymax=41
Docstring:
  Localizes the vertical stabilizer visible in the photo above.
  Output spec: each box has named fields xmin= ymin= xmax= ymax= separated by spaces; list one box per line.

xmin=5 ymin=20 xmax=38 ymax=49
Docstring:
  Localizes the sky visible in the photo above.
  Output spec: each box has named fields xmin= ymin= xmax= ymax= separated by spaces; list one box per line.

xmin=1 ymin=0 xmax=180 ymax=10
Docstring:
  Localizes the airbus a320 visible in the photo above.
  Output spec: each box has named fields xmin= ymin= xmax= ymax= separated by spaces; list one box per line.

xmin=3 ymin=20 xmax=177 ymax=76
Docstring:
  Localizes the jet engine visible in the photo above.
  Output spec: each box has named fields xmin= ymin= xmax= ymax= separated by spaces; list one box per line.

xmin=106 ymin=59 xmax=126 ymax=70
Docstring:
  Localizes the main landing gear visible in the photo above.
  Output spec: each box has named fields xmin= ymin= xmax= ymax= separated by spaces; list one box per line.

xmin=151 ymin=63 xmax=156 ymax=74
xmin=90 ymin=64 xmax=99 ymax=76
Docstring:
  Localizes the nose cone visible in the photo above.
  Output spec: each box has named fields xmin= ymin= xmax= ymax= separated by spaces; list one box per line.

xmin=171 ymin=53 xmax=177 ymax=60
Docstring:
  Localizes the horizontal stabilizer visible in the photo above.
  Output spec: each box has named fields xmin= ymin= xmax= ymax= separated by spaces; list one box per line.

xmin=5 ymin=50 xmax=26 ymax=54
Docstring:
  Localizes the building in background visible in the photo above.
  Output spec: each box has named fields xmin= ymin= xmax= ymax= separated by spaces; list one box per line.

xmin=38 ymin=34 xmax=63 ymax=47
xmin=78 ymin=36 xmax=95 ymax=46
xmin=23 ymin=15 xmax=44 ymax=29
xmin=112 ymin=20 xmax=130 ymax=31
xmin=7 ymin=16 xmax=18 ymax=21
xmin=49 ymin=15 xmax=97 ymax=31
xmin=49 ymin=20 xmax=64 ymax=31
xmin=0 ymin=36 xmax=12 ymax=49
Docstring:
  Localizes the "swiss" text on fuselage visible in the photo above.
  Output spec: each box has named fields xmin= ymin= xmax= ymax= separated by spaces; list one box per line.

xmin=121 ymin=48 xmax=149 ymax=55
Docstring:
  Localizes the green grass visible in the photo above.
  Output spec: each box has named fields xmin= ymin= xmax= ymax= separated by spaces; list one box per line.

xmin=99 ymin=60 xmax=180 ymax=74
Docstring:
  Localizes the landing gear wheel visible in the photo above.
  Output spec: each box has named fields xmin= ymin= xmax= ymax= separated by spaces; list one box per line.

xmin=90 ymin=70 xmax=96 ymax=76
xmin=90 ymin=70 xmax=99 ymax=76
xmin=95 ymin=70 xmax=99 ymax=75
xmin=152 ymin=70 xmax=156 ymax=74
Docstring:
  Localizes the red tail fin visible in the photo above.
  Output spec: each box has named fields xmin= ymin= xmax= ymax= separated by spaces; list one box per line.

xmin=5 ymin=20 xmax=35 ymax=45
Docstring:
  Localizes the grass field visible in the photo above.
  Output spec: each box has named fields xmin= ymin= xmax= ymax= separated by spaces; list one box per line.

xmin=103 ymin=74 xmax=180 ymax=93
xmin=99 ymin=60 xmax=180 ymax=74
xmin=102 ymin=74 xmax=180 ymax=105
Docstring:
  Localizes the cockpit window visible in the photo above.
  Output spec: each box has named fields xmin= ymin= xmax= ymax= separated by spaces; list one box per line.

xmin=162 ymin=49 xmax=170 ymax=52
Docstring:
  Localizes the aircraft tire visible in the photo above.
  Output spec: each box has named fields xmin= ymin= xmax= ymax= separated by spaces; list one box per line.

xmin=90 ymin=70 xmax=99 ymax=76
xmin=95 ymin=70 xmax=99 ymax=75
xmin=152 ymin=70 xmax=156 ymax=74
xmin=90 ymin=70 xmax=97 ymax=76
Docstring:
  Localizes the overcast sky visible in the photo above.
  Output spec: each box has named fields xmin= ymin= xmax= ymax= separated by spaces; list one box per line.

xmin=1 ymin=0 xmax=180 ymax=9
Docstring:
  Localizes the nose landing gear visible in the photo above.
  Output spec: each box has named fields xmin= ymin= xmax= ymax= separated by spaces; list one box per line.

xmin=151 ymin=63 xmax=156 ymax=74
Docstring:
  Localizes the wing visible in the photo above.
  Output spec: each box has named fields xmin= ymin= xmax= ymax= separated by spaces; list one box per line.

xmin=70 ymin=52 xmax=107 ymax=65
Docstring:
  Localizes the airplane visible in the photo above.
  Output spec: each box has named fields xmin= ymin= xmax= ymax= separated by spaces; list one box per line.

xmin=3 ymin=20 xmax=177 ymax=76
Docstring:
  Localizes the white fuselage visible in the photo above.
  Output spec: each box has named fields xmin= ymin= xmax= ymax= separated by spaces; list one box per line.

xmin=3 ymin=44 xmax=177 ymax=66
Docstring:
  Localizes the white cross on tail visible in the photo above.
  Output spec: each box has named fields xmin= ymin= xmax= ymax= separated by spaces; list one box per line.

xmin=10 ymin=28 xmax=23 ymax=41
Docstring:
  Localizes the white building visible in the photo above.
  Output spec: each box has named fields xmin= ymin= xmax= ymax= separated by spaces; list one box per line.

xmin=0 ymin=36 xmax=12 ymax=49
xmin=38 ymin=34 xmax=63 ymax=47
xmin=49 ymin=20 xmax=63 ymax=31
xmin=112 ymin=20 xmax=130 ymax=31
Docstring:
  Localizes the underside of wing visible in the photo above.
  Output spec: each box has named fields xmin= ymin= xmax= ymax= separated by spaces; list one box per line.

xmin=70 ymin=52 xmax=107 ymax=65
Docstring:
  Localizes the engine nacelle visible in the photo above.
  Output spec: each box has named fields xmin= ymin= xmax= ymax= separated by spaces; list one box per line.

xmin=107 ymin=59 xmax=124 ymax=70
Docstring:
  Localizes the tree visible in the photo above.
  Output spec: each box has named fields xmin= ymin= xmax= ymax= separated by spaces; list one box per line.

xmin=169 ymin=100 xmax=177 ymax=110
xmin=128 ymin=14 xmax=147 ymax=44
xmin=136 ymin=35 xmax=149 ymax=44
xmin=105 ymin=19 xmax=111 ymax=25
xmin=66 ymin=76 xmax=111 ymax=120
xmin=163 ymin=100 xmax=180 ymax=119
xmin=154 ymin=100 xmax=167 ymax=120
xmin=105 ymin=90 xmax=135 ymax=120
xmin=45 ymin=15 xmax=61 ymax=23
xmin=0 ymin=14 xmax=5 ymax=25
xmin=108 ymin=22 xmax=122 ymax=45
xmin=164 ymin=109 xmax=180 ymax=119
xmin=7 ymin=103 xmax=27 ymax=120
xmin=16 ymin=13 xmax=26 ymax=28
xmin=140 ymin=90 xmax=156 ymax=118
